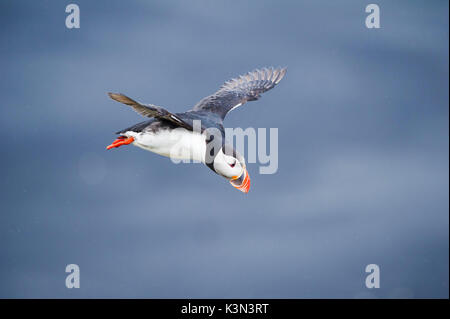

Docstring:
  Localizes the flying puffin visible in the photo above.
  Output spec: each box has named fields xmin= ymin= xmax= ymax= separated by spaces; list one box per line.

xmin=106 ymin=67 xmax=287 ymax=193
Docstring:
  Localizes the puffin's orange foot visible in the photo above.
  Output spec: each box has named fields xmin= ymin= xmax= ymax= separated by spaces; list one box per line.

xmin=106 ymin=136 xmax=135 ymax=150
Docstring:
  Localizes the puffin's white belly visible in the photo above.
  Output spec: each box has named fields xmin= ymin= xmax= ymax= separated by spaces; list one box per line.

xmin=124 ymin=129 xmax=206 ymax=163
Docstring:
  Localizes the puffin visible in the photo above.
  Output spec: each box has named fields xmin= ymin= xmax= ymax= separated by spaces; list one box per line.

xmin=106 ymin=67 xmax=287 ymax=193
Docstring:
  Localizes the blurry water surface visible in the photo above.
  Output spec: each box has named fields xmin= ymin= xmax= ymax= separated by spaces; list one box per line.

xmin=0 ymin=0 xmax=448 ymax=298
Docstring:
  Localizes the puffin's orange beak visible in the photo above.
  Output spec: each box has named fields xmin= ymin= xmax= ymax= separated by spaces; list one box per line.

xmin=230 ymin=168 xmax=250 ymax=193
xmin=106 ymin=136 xmax=134 ymax=150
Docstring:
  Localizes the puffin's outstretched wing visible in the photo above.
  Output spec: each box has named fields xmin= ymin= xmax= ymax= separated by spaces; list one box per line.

xmin=108 ymin=93 xmax=193 ymax=130
xmin=191 ymin=67 xmax=287 ymax=120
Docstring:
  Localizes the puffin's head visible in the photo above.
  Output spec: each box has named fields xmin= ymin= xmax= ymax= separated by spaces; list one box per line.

xmin=212 ymin=145 xmax=250 ymax=193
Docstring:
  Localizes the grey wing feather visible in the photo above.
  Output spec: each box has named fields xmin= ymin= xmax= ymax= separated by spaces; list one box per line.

xmin=108 ymin=93 xmax=170 ymax=118
xmin=191 ymin=67 xmax=287 ymax=119
xmin=108 ymin=92 xmax=193 ymax=130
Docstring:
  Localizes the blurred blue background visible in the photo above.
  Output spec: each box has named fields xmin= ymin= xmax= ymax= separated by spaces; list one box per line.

xmin=0 ymin=0 xmax=448 ymax=298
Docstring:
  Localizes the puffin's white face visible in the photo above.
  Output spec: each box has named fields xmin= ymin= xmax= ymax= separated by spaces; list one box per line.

xmin=213 ymin=146 xmax=250 ymax=193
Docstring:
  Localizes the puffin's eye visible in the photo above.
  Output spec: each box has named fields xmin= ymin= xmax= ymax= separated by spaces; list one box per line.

xmin=229 ymin=161 xmax=236 ymax=168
